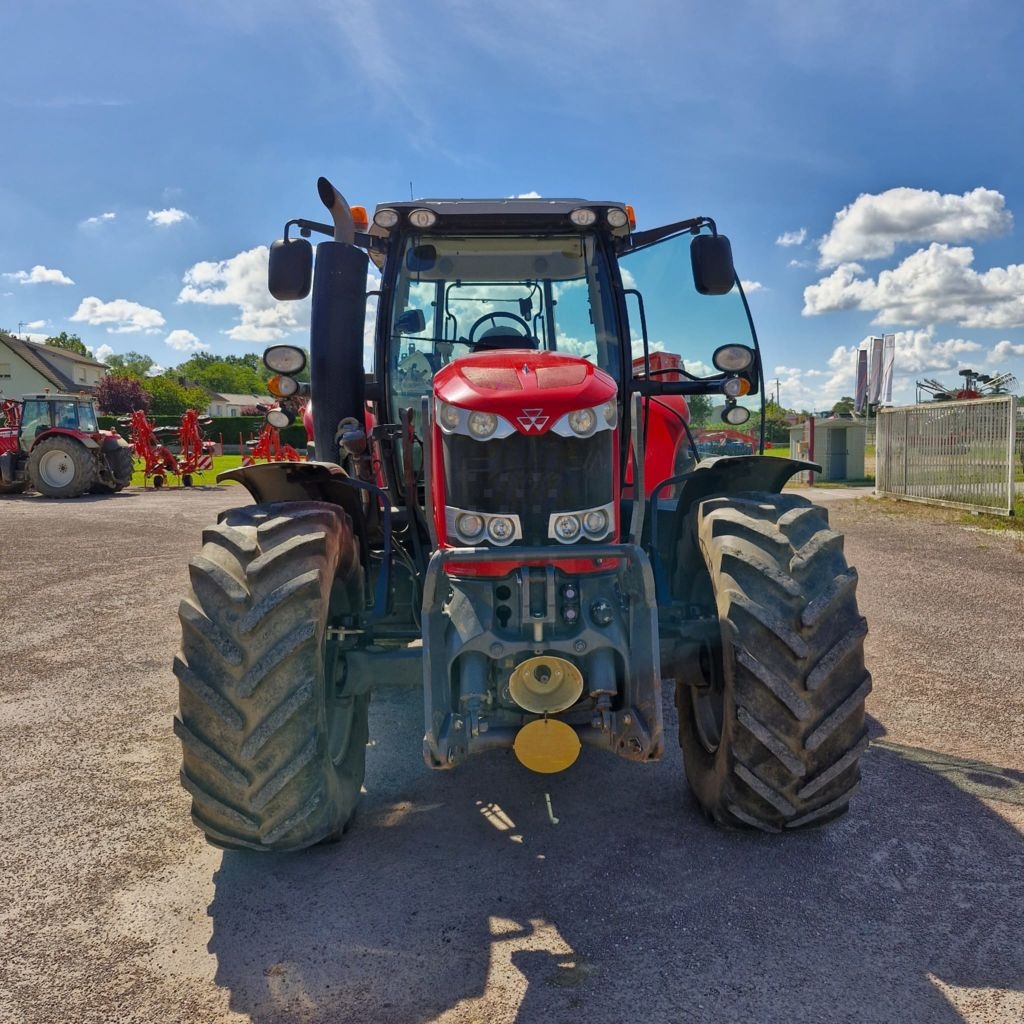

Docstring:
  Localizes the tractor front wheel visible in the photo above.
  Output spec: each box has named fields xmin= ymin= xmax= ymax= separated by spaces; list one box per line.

xmin=676 ymin=492 xmax=870 ymax=831
xmin=174 ymin=501 xmax=367 ymax=851
xmin=92 ymin=447 xmax=135 ymax=494
xmin=27 ymin=436 xmax=96 ymax=498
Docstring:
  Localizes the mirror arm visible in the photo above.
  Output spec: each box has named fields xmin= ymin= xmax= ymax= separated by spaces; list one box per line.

xmin=283 ymin=218 xmax=386 ymax=254
xmin=620 ymin=215 xmax=717 ymax=252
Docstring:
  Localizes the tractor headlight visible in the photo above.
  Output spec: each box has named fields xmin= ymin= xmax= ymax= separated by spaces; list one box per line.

xmin=263 ymin=345 xmax=307 ymax=375
xmin=712 ymin=344 xmax=755 ymax=373
xmin=722 ymin=404 xmax=751 ymax=425
xmin=552 ymin=402 xmax=617 ymax=438
xmin=438 ymin=401 xmax=461 ymax=432
xmin=553 ymin=514 xmax=581 ymax=541
xmin=487 ymin=516 xmax=516 ymax=545
xmin=267 ymin=409 xmax=293 ymax=428
xmin=569 ymin=208 xmax=597 ymax=227
xmin=549 ymin=502 xmax=614 ymax=543
xmin=408 ymin=208 xmax=437 ymax=228
xmin=456 ymin=513 xmax=485 ymax=542
xmin=468 ymin=411 xmax=498 ymax=439
xmin=373 ymin=208 xmax=399 ymax=228
xmin=567 ymin=408 xmax=597 ymax=437
xmin=582 ymin=509 xmax=608 ymax=537
xmin=606 ymin=207 xmax=629 ymax=228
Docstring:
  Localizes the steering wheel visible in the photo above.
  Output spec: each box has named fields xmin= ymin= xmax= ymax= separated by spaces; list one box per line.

xmin=467 ymin=311 xmax=532 ymax=343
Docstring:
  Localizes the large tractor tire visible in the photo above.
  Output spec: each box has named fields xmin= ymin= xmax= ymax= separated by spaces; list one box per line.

xmin=173 ymin=501 xmax=368 ymax=852
xmin=91 ymin=447 xmax=135 ymax=494
xmin=27 ymin=436 xmax=97 ymax=498
xmin=675 ymin=491 xmax=870 ymax=832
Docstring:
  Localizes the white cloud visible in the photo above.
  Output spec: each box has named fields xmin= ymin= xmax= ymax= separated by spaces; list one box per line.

xmin=803 ymin=243 xmax=1024 ymax=328
xmin=4 ymin=265 xmax=74 ymax=285
xmin=775 ymin=228 xmax=807 ymax=247
xmin=740 ymin=280 xmax=764 ymax=293
xmin=70 ymin=296 xmax=166 ymax=334
xmin=146 ymin=364 xmax=166 ymax=377
xmin=178 ymin=245 xmax=304 ymax=342
xmin=988 ymin=340 xmax=1024 ymax=362
xmin=24 ymin=319 xmax=48 ymax=329
xmin=81 ymin=212 xmax=116 ymax=227
xmin=818 ymin=187 xmax=1011 ymax=268
xmin=92 ymin=343 xmax=115 ymax=364
xmin=147 ymin=207 xmax=192 ymax=227
xmin=513 ymin=191 xmax=542 ymax=199
xmin=165 ymin=329 xmax=209 ymax=352
xmin=787 ymin=258 xmax=813 ymax=269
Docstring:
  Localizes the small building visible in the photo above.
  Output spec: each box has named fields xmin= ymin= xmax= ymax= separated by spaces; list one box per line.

xmin=205 ymin=393 xmax=275 ymax=417
xmin=789 ymin=417 xmax=867 ymax=482
xmin=0 ymin=333 xmax=108 ymax=395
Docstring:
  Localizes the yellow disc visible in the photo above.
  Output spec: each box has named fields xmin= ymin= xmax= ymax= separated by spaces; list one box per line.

xmin=513 ymin=718 xmax=581 ymax=774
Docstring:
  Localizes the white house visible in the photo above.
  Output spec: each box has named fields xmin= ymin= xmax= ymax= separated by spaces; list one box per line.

xmin=205 ymin=393 xmax=275 ymax=417
xmin=0 ymin=333 xmax=108 ymax=396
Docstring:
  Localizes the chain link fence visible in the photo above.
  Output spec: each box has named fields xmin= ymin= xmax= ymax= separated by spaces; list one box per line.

xmin=876 ymin=396 xmax=1018 ymax=516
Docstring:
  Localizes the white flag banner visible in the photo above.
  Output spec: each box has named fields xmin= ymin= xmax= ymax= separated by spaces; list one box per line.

xmin=880 ymin=334 xmax=896 ymax=404
xmin=867 ymin=336 xmax=883 ymax=405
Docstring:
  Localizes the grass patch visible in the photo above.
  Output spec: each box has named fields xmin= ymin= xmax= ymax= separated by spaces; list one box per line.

xmin=130 ymin=453 xmax=245 ymax=488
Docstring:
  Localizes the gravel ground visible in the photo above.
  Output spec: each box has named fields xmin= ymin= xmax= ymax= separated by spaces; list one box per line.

xmin=1 ymin=486 xmax=1022 ymax=1024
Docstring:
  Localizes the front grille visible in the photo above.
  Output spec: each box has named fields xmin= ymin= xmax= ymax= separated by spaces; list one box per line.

xmin=443 ymin=431 xmax=614 ymax=545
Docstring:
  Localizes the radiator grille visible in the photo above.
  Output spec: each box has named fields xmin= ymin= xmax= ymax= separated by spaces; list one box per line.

xmin=443 ymin=431 xmax=614 ymax=545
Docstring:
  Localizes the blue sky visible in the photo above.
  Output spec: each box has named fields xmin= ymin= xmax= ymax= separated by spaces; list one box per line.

xmin=2 ymin=0 xmax=1023 ymax=409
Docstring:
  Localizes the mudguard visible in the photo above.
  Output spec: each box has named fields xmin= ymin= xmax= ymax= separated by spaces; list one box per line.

xmin=219 ymin=460 xmax=370 ymax=554
xmin=655 ymin=454 xmax=820 ymax=599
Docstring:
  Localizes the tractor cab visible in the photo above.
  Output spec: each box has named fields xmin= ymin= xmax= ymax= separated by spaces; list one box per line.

xmin=17 ymin=393 xmax=101 ymax=444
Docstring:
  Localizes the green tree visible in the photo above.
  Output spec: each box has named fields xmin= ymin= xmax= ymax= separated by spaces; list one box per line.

xmin=45 ymin=331 xmax=89 ymax=357
xmin=144 ymin=376 xmax=209 ymax=416
xmin=105 ymin=351 xmax=156 ymax=379
xmin=832 ymin=395 xmax=856 ymax=415
xmin=686 ymin=394 xmax=713 ymax=428
xmin=172 ymin=353 xmax=266 ymax=394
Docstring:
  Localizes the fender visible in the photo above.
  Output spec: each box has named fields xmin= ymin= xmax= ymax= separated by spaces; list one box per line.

xmin=30 ymin=428 xmax=99 ymax=450
xmin=655 ymin=455 xmax=821 ymax=601
xmin=219 ymin=460 xmax=373 ymax=562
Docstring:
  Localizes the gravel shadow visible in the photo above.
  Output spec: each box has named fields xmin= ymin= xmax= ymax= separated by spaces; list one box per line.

xmin=208 ymin=689 xmax=1024 ymax=1024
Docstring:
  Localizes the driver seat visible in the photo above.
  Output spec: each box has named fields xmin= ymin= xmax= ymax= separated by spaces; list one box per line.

xmin=472 ymin=326 xmax=538 ymax=352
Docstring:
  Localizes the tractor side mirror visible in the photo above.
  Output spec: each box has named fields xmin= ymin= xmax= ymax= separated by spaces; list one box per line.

xmin=269 ymin=237 xmax=313 ymax=300
xmin=690 ymin=234 xmax=736 ymax=296
xmin=406 ymin=244 xmax=437 ymax=273
xmin=395 ymin=308 xmax=427 ymax=334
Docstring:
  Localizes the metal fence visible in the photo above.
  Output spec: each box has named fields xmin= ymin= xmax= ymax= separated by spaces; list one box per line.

xmin=876 ymin=396 xmax=1018 ymax=516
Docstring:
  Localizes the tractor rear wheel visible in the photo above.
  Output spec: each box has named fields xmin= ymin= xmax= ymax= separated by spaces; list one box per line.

xmin=675 ymin=491 xmax=870 ymax=831
xmin=173 ymin=500 xmax=367 ymax=851
xmin=27 ymin=436 xmax=96 ymax=498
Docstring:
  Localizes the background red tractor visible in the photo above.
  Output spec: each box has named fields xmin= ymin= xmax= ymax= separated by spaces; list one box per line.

xmin=0 ymin=393 xmax=133 ymax=497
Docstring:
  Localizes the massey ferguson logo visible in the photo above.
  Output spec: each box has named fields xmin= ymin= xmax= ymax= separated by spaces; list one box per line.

xmin=517 ymin=408 xmax=549 ymax=431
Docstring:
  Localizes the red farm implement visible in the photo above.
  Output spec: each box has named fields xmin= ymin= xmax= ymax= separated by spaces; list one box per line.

xmin=241 ymin=412 xmax=305 ymax=466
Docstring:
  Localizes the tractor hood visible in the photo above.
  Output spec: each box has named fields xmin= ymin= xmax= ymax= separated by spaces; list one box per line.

xmin=432 ymin=350 xmax=616 ymax=436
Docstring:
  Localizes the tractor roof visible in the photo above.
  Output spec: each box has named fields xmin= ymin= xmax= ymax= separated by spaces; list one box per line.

xmin=370 ymin=198 xmax=633 ymax=238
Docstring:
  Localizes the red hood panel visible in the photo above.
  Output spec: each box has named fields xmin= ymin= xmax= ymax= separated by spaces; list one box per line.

xmin=433 ymin=351 xmax=616 ymax=433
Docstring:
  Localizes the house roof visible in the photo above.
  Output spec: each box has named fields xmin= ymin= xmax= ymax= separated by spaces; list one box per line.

xmin=0 ymin=334 xmax=77 ymax=391
xmin=208 ymin=393 xmax=275 ymax=405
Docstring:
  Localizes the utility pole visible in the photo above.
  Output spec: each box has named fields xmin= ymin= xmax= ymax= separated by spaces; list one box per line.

xmin=17 ymin=321 xmax=27 ymax=338
xmin=771 ymin=378 xmax=781 ymax=407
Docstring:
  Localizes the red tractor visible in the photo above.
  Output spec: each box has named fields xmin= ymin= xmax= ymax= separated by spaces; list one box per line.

xmin=173 ymin=179 xmax=870 ymax=851
xmin=0 ymin=393 xmax=133 ymax=497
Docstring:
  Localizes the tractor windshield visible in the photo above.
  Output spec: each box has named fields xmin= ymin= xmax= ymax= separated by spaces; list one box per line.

xmin=388 ymin=233 xmax=621 ymax=407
